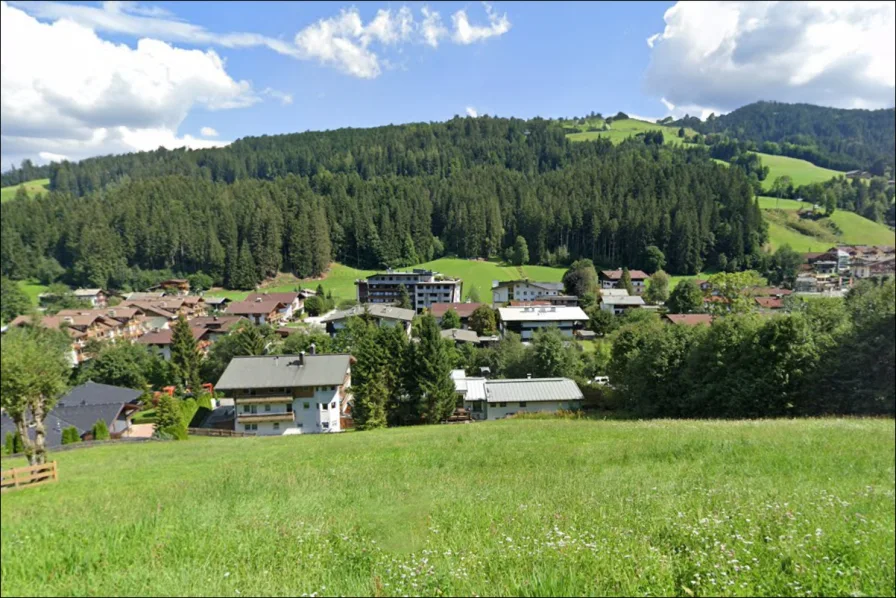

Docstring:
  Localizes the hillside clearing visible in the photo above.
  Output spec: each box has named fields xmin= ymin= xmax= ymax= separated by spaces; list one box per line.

xmin=0 ymin=179 xmax=50 ymax=203
xmin=1 ymin=418 xmax=893 ymax=596
xmin=755 ymin=153 xmax=843 ymax=190
xmin=565 ymin=118 xmax=694 ymax=146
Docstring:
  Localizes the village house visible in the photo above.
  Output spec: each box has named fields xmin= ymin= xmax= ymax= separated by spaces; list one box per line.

xmin=137 ymin=327 xmax=212 ymax=361
xmin=490 ymin=280 xmax=564 ymax=305
xmin=188 ymin=315 xmax=247 ymax=341
xmin=0 ymin=382 xmax=142 ymax=448
xmin=851 ymin=256 xmax=896 ymax=279
xmin=153 ymin=278 xmax=191 ymax=296
xmin=497 ymin=305 xmax=589 ymax=340
xmin=245 ymin=291 xmax=303 ymax=320
xmin=124 ymin=291 xmax=166 ymax=302
xmin=7 ymin=312 xmax=127 ymax=364
xmin=56 ymin=307 xmax=147 ymax=341
xmin=73 ymin=288 xmax=108 ymax=307
xmin=754 ymin=297 xmax=785 ymax=311
xmin=429 ymin=302 xmax=485 ymax=328
xmin=215 ymin=352 xmax=353 ymax=435
xmin=355 ymin=269 xmax=462 ymax=312
xmin=451 ymin=370 xmax=583 ymax=421
xmin=224 ymin=298 xmax=287 ymax=325
xmin=440 ymin=328 xmax=499 ymax=346
xmin=203 ymin=297 xmax=232 ymax=312
xmin=600 ymin=294 xmax=646 ymax=315
xmin=599 ymin=269 xmax=649 ymax=295
xmin=320 ymin=304 xmax=415 ymax=337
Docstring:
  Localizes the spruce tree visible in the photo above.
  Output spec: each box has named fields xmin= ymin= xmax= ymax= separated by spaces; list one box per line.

xmin=407 ymin=314 xmax=457 ymax=424
xmin=440 ymin=308 xmax=462 ymax=330
xmin=91 ymin=420 xmax=110 ymax=441
xmin=170 ymin=314 xmax=203 ymax=392
xmin=620 ymin=267 xmax=635 ymax=295
xmin=231 ymin=240 xmax=258 ymax=290
xmin=396 ymin=284 xmax=412 ymax=309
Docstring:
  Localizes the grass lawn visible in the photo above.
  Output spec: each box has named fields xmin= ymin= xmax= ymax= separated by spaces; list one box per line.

xmin=755 ymin=153 xmax=843 ymax=191
xmin=0 ymin=178 xmax=50 ymax=203
xmin=16 ymin=279 xmax=49 ymax=306
xmin=131 ymin=409 xmax=157 ymax=425
xmin=1 ymin=418 xmax=893 ymax=596
xmin=828 ymin=210 xmax=896 ymax=246
xmin=566 ymin=118 xmax=694 ymax=146
xmin=756 ymin=196 xmax=815 ymax=211
xmin=206 ymin=263 xmax=375 ymax=302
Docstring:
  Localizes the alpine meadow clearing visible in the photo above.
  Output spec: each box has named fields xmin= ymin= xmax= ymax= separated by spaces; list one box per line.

xmin=1 ymin=418 xmax=894 ymax=597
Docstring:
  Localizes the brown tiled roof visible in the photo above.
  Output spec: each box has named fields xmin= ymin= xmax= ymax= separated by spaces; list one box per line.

xmin=754 ymin=297 xmax=784 ymax=309
xmin=748 ymin=287 xmax=793 ymax=297
xmin=664 ymin=314 xmax=714 ymax=326
xmin=429 ymin=302 xmax=484 ymax=318
xmin=246 ymin=292 xmax=299 ymax=305
xmin=600 ymin=269 xmax=649 ymax=281
xmin=225 ymin=300 xmax=286 ymax=315
xmin=137 ymin=327 xmax=208 ymax=346
xmin=189 ymin=316 xmax=246 ymax=330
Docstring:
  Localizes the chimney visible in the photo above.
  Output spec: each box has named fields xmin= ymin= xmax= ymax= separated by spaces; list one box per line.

xmin=310 ymin=343 xmax=316 ymax=355
xmin=527 ymin=373 xmax=532 ymax=379
xmin=299 ymin=351 xmax=305 ymax=366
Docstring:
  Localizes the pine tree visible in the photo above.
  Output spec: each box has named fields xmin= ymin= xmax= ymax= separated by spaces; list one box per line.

xmin=170 ymin=314 xmax=203 ymax=392
xmin=620 ymin=267 xmax=635 ymax=295
xmin=230 ymin=240 xmax=258 ymax=290
xmin=310 ymin=204 xmax=332 ymax=276
xmin=512 ymin=235 xmax=529 ymax=266
xmin=396 ymin=284 xmax=412 ymax=309
xmin=154 ymin=393 xmax=182 ymax=433
xmin=62 ymin=426 xmax=81 ymax=444
xmin=407 ymin=315 xmax=456 ymax=424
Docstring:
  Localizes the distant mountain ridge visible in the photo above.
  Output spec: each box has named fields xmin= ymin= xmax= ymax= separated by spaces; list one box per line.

xmin=672 ymin=101 xmax=895 ymax=173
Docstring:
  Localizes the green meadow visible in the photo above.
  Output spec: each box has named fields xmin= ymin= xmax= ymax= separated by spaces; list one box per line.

xmin=0 ymin=179 xmax=50 ymax=203
xmin=1 ymin=418 xmax=893 ymax=596
xmin=565 ymin=118 xmax=695 ymax=146
xmin=756 ymin=153 xmax=843 ymax=191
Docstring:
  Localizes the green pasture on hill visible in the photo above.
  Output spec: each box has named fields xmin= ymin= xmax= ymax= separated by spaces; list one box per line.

xmin=0 ymin=179 xmax=50 ymax=203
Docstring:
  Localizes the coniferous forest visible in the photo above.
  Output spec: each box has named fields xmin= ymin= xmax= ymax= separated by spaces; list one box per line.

xmin=1 ymin=116 xmax=766 ymax=290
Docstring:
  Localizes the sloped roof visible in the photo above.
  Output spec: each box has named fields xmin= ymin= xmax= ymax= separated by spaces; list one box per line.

xmin=225 ymin=300 xmax=286 ymax=315
xmin=246 ymin=292 xmax=300 ymax=305
xmin=497 ymin=305 xmax=589 ymax=322
xmin=189 ymin=316 xmax=246 ymax=330
xmin=664 ymin=314 xmax=714 ymax=326
xmin=137 ymin=327 xmax=209 ymax=346
xmin=430 ymin=302 xmax=484 ymax=318
xmin=440 ymin=328 xmax=480 ymax=343
xmin=600 ymin=269 xmax=649 ymax=281
xmin=600 ymin=289 xmax=630 ymax=297
xmin=216 ymin=354 xmax=352 ymax=390
xmin=485 ymin=378 xmax=583 ymax=403
xmin=73 ymin=288 xmax=104 ymax=297
xmin=600 ymin=295 xmax=646 ymax=306
xmin=755 ymin=297 xmax=784 ymax=309
xmin=321 ymin=303 xmax=415 ymax=323
xmin=58 ymin=381 xmax=142 ymax=407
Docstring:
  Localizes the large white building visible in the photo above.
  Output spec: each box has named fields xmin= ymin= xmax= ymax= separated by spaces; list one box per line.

xmin=215 ymin=353 xmax=352 ymax=436
xmin=491 ymin=280 xmax=564 ymax=305
xmin=497 ymin=305 xmax=589 ymax=340
xmin=451 ymin=370 xmax=584 ymax=420
xmin=356 ymin=269 xmax=462 ymax=312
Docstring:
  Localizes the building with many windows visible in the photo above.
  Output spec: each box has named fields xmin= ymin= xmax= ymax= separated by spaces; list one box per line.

xmin=356 ymin=269 xmax=462 ymax=312
xmin=215 ymin=352 xmax=352 ymax=435
xmin=497 ymin=305 xmax=589 ymax=340
xmin=491 ymin=280 xmax=564 ymax=306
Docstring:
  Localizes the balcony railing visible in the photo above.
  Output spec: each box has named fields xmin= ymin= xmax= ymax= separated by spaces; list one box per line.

xmin=234 ymin=396 xmax=294 ymax=404
xmin=236 ymin=413 xmax=295 ymax=424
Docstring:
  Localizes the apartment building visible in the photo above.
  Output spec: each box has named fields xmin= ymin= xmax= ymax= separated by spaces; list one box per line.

xmin=356 ymin=269 xmax=462 ymax=312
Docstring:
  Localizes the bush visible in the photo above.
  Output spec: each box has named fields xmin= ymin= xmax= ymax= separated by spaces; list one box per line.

xmin=61 ymin=426 xmax=81 ymax=445
xmin=91 ymin=420 xmax=111 ymax=441
xmin=304 ymin=295 xmax=327 ymax=316
xmin=159 ymin=424 xmax=188 ymax=440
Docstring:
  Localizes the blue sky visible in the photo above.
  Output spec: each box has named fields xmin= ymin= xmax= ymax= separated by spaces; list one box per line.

xmin=1 ymin=1 xmax=894 ymax=165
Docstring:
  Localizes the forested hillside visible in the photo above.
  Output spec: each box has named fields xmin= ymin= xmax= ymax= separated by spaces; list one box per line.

xmin=0 ymin=117 xmax=765 ymax=290
xmin=673 ymin=101 xmax=896 ymax=173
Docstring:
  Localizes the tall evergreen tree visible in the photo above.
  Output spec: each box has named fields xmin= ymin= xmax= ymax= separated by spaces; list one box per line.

xmin=620 ymin=267 xmax=635 ymax=296
xmin=396 ymin=284 xmax=412 ymax=309
xmin=170 ymin=314 xmax=203 ymax=393
xmin=440 ymin=308 xmax=462 ymax=329
xmin=230 ymin=240 xmax=258 ymax=290
xmin=406 ymin=314 xmax=456 ymax=424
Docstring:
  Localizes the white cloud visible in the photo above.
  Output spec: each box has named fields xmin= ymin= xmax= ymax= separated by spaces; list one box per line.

xmin=200 ymin=127 xmax=219 ymax=138
xmin=262 ymin=88 xmax=294 ymax=106
xmin=0 ymin=1 xmax=242 ymax=165
xmin=645 ymin=1 xmax=896 ymax=116
xmin=38 ymin=151 xmax=68 ymax=162
xmin=466 ymin=106 xmax=478 ymax=117
xmin=452 ymin=2 xmax=511 ymax=44
xmin=12 ymin=1 xmax=512 ymax=78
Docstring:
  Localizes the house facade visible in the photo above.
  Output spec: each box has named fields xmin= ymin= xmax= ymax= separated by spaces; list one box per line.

xmin=224 ymin=299 xmax=287 ymax=325
xmin=451 ymin=371 xmax=583 ymax=421
xmin=215 ymin=353 xmax=353 ymax=435
xmin=246 ymin=292 xmax=303 ymax=320
xmin=320 ymin=304 xmax=415 ymax=337
xmin=600 ymin=295 xmax=646 ymax=315
xmin=599 ymin=269 xmax=649 ymax=295
xmin=356 ymin=269 xmax=462 ymax=312
xmin=497 ymin=305 xmax=589 ymax=340
xmin=491 ymin=280 xmax=564 ymax=305
xmin=72 ymin=288 xmax=107 ymax=307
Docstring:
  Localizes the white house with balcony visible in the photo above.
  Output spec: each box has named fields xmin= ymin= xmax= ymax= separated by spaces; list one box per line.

xmin=491 ymin=280 xmax=565 ymax=306
xmin=451 ymin=371 xmax=584 ymax=420
xmin=215 ymin=352 xmax=352 ymax=435
xmin=497 ymin=305 xmax=589 ymax=340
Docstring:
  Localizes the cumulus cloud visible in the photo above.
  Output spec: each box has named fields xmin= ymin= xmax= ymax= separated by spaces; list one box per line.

xmin=200 ymin=127 xmax=219 ymax=138
xmin=466 ymin=106 xmax=479 ymax=117
xmin=12 ymin=1 xmax=512 ymax=78
xmin=0 ymin=1 xmax=243 ymax=164
xmin=452 ymin=2 xmax=511 ymax=44
xmin=38 ymin=151 xmax=69 ymax=162
xmin=645 ymin=1 xmax=896 ymax=117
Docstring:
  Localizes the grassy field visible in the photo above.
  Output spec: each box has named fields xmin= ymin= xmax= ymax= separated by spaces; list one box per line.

xmin=756 ymin=196 xmax=895 ymax=252
xmin=207 ymin=259 xmax=567 ymax=303
xmin=1 ymin=418 xmax=893 ymax=596
xmin=0 ymin=179 xmax=50 ymax=203
xmin=15 ymin=279 xmax=49 ymax=306
xmin=755 ymin=153 xmax=843 ymax=191
xmin=565 ymin=118 xmax=694 ymax=146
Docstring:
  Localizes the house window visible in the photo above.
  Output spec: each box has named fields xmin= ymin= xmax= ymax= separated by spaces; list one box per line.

xmin=500 ymin=402 xmax=507 ymax=407
xmin=264 ymin=404 xmax=271 ymax=412
xmin=330 ymin=401 xmax=336 ymax=409
xmin=519 ymin=402 xmax=527 ymax=408
xmin=286 ymin=404 xmax=293 ymax=413
xmin=472 ymin=403 xmax=482 ymax=412
xmin=273 ymin=423 xmax=280 ymax=431
xmin=330 ymin=385 xmax=336 ymax=391
xmin=244 ymin=424 xmax=251 ymax=431
xmin=303 ymin=402 xmax=310 ymax=409
xmin=322 ymin=422 xmax=329 ymax=429
xmin=242 ymin=405 xmax=250 ymax=413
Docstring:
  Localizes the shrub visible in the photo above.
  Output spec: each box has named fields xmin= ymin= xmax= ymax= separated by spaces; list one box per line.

xmin=159 ymin=424 xmax=188 ymax=441
xmin=5 ymin=432 xmax=15 ymax=455
xmin=91 ymin=420 xmax=110 ymax=441
xmin=61 ymin=427 xmax=81 ymax=445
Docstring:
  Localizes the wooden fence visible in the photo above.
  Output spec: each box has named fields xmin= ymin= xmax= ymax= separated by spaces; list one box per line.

xmin=187 ymin=427 xmax=256 ymax=438
xmin=1 ymin=461 xmax=58 ymax=492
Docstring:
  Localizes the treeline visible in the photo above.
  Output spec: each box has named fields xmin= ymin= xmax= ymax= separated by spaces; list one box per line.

xmin=785 ymin=176 xmax=895 ymax=225
xmin=610 ymin=279 xmax=895 ymax=417
xmin=1 ymin=137 xmax=767 ymax=289
xmin=0 ymin=159 xmax=52 ymax=187
xmin=673 ymin=101 xmax=896 ymax=173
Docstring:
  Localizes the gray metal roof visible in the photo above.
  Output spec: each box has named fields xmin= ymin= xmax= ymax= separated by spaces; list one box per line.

xmin=600 ymin=295 xmax=645 ymax=306
xmin=441 ymin=328 xmax=480 ymax=343
xmin=321 ymin=303 xmax=415 ymax=323
xmin=485 ymin=378 xmax=583 ymax=403
xmin=58 ymin=381 xmax=142 ymax=407
xmin=216 ymin=354 xmax=352 ymax=390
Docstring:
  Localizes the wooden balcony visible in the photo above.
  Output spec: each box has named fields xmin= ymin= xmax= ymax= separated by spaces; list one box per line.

xmin=233 ymin=396 xmax=294 ymax=404
xmin=236 ymin=413 xmax=295 ymax=424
